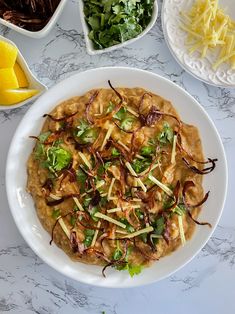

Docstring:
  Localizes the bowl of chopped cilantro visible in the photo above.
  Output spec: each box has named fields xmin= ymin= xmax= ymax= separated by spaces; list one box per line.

xmin=79 ymin=0 xmax=158 ymax=54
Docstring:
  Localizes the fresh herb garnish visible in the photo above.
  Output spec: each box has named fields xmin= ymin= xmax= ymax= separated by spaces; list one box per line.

xmin=153 ymin=216 xmax=165 ymax=235
xmin=43 ymin=147 xmax=72 ymax=173
xmin=74 ymin=119 xmax=98 ymax=144
xmin=83 ymin=0 xmax=154 ymax=50
xmin=52 ymin=208 xmax=61 ymax=219
xmin=132 ymin=158 xmax=151 ymax=174
xmin=140 ymin=146 xmax=154 ymax=157
xmin=120 ymin=117 xmax=135 ymax=131
xmin=114 ymin=107 xmax=126 ymax=120
xmin=111 ymin=147 xmax=120 ymax=156
xmin=116 ymin=245 xmax=142 ymax=277
xmin=76 ymin=169 xmax=87 ymax=193
xmin=70 ymin=215 xmax=77 ymax=227
xmin=113 ymin=240 xmax=122 ymax=260
xmin=34 ymin=131 xmax=51 ymax=159
xmin=119 ymin=218 xmax=135 ymax=233
xmin=83 ymin=229 xmax=95 ymax=247
xmin=158 ymin=122 xmax=174 ymax=145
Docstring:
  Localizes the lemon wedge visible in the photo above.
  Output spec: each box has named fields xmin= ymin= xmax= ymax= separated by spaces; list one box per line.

xmin=14 ymin=63 xmax=29 ymax=88
xmin=0 ymin=41 xmax=18 ymax=68
xmin=0 ymin=68 xmax=19 ymax=90
xmin=0 ymin=89 xmax=39 ymax=106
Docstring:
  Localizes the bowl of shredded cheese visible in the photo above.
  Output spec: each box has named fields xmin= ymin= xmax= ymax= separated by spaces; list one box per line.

xmin=162 ymin=0 xmax=235 ymax=87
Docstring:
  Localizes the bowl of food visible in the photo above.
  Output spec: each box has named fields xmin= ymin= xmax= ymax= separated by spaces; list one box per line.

xmin=0 ymin=35 xmax=47 ymax=110
xmin=6 ymin=67 xmax=227 ymax=288
xmin=0 ymin=0 xmax=68 ymax=38
xmin=79 ymin=0 xmax=158 ymax=55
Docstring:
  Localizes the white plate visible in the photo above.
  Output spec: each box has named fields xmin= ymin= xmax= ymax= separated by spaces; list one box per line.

xmin=0 ymin=0 xmax=68 ymax=38
xmin=6 ymin=67 xmax=227 ymax=288
xmin=78 ymin=1 xmax=158 ymax=55
xmin=0 ymin=36 xmax=47 ymax=110
xmin=162 ymin=0 xmax=235 ymax=87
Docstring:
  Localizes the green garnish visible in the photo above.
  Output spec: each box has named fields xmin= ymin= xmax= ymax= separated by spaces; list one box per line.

xmin=113 ymin=240 xmax=123 ymax=260
xmin=83 ymin=0 xmax=154 ymax=50
xmin=83 ymin=229 xmax=95 ymax=247
xmin=43 ymin=147 xmax=72 ymax=173
xmin=106 ymin=101 xmax=115 ymax=113
xmin=34 ymin=131 xmax=51 ymax=159
xmin=76 ymin=169 xmax=87 ymax=193
xmin=111 ymin=147 xmax=120 ymax=156
xmin=119 ymin=218 xmax=135 ymax=233
xmin=89 ymin=206 xmax=100 ymax=221
xmin=116 ymin=245 xmax=142 ymax=277
xmin=70 ymin=216 xmax=77 ymax=227
xmin=74 ymin=119 xmax=98 ymax=144
xmin=52 ymin=208 xmax=61 ymax=219
xmin=120 ymin=117 xmax=135 ymax=131
xmin=158 ymin=122 xmax=174 ymax=145
xmin=140 ymin=146 xmax=154 ymax=156
xmin=135 ymin=208 xmax=144 ymax=220
xmin=153 ymin=216 xmax=165 ymax=236
xmin=132 ymin=158 xmax=151 ymax=174
xmin=114 ymin=107 xmax=126 ymax=120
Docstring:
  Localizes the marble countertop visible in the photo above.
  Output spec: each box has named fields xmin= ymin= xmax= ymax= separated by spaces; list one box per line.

xmin=0 ymin=1 xmax=234 ymax=313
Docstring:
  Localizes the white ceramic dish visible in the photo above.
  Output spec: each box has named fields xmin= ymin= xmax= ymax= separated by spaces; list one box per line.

xmin=0 ymin=36 xmax=47 ymax=110
xmin=162 ymin=0 xmax=235 ymax=87
xmin=6 ymin=67 xmax=227 ymax=288
xmin=79 ymin=1 xmax=158 ymax=55
xmin=0 ymin=0 xmax=68 ymax=38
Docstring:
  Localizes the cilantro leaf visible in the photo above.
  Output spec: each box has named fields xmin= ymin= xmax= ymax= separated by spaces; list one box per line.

xmin=44 ymin=147 xmax=72 ymax=173
xmin=158 ymin=123 xmax=174 ymax=145
xmin=83 ymin=229 xmax=95 ymax=247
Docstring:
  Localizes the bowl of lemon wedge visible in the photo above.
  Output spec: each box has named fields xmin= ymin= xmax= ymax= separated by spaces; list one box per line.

xmin=0 ymin=36 xmax=47 ymax=110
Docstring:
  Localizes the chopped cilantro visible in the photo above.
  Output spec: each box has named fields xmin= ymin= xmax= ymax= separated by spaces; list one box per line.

xmin=111 ymin=147 xmax=120 ymax=156
xmin=89 ymin=206 xmax=100 ymax=221
xmin=119 ymin=218 xmax=135 ymax=233
xmin=158 ymin=122 xmax=174 ymax=145
xmin=113 ymin=248 xmax=123 ymax=260
xmin=135 ymin=208 xmax=144 ymax=220
xmin=70 ymin=216 xmax=76 ymax=227
xmin=140 ymin=146 xmax=154 ymax=157
xmin=52 ymin=208 xmax=60 ymax=219
xmin=114 ymin=107 xmax=126 ymax=120
xmin=76 ymin=169 xmax=87 ymax=193
xmin=83 ymin=229 xmax=95 ymax=247
xmin=43 ymin=147 xmax=72 ymax=173
xmin=132 ymin=158 xmax=151 ymax=174
xmin=153 ymin=216 xmax=165 ymax=236
xmin=83 ymin=0 xmax=154 ymax=50
xmin=106 ymin=101 xmax=115 ymax=113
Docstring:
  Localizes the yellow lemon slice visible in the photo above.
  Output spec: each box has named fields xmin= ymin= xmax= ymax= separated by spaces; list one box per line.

xmin=0 ymin=41 xmax=18 ymax=68
xmin=0 ymin=89 xmax=39 ymax=106
xmin=14 ymin=63 xmax=29 ymax=88
xmin=0 ymin=68 xmax=19 ymax=90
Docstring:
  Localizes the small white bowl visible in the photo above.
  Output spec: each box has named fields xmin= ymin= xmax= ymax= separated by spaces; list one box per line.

xmin=0 ymin=0 xmax=68 ymax=38
xmin=0 ymin=36 xmax=47 ymax=110
xmin=79 ymin=1 xmax=159 ymax=55
xmin=6 ymin=67 xmax=227 ymax=288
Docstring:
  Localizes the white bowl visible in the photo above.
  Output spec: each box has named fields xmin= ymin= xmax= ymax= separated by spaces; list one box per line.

xmin=0 ymin=0 xmax=68 ymax=38
xmin=6 ymin=67 xmax=227 ymax=288
xmin=79 ymin=1 xmax=159 ymax=55
xmin=162 ymin=0 xmax=235 ymax=87
xmin=0 ymin=36 xmax=47 ymax=110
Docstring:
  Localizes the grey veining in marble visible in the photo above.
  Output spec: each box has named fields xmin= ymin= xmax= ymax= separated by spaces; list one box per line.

xmin=0 ymin=0 xmax=235 ymax=313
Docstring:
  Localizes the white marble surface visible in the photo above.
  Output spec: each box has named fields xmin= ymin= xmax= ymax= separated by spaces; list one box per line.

xmin=0 ymin=0 xmax=235 ymax=313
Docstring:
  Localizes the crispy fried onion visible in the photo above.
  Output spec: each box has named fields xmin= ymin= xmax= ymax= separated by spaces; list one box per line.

xmin=182 ymin=157 xmax=217 ymax=175
xmin=182 ymin=181 xmax=211 ymax=227
xmin=43 ymin=110 xmax=78 ymax=122
xmin=85 ymin=90 xmax=99 ymax=124
xmin=70 ymin=231 xmax=85 ymax=254
xmin=46 ymin=193 xmax=80 ymax=206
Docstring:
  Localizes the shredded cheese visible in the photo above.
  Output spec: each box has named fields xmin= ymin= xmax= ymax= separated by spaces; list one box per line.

xmin=49 ymin=193 xmax=62 ymax=200
xmin=126 ymin=106 xmax=139 ymax=117
xmin=107 ymin=205 xmax=140 ymax=214
xmin=73 ymin=197 xmax=84 ymax=211
xmin=78 ymin=151 xmax=92 ymax=170
xmin=121 ymin=226 xmax=154 ymax=239
xmin=58 ymin=218 xmax=70 ymax=239
xmin=94 ymin=212 xmax=126 ymax=229
xmin=148 ymin=174 xmax=173 ymax=196
xmin=125 ymin=162 xmax=147 ymax=193
xmin=108 ymin=178 xmax=116 ymax=200
xmin=100 ymin=125 xmax=114 ymax=151
xmin=178 ymin=215 xmax=186 ymax=246
xmin=91 ymin=221 xmax=101 ymax=247
xmin=171 ymin=134 xmax=177 ymax=164
xmin=181 ymin=0 xmax=235 ymax=70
